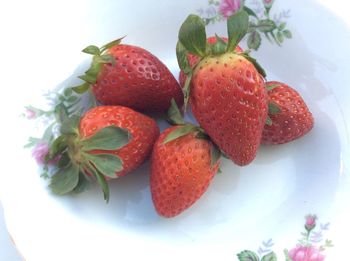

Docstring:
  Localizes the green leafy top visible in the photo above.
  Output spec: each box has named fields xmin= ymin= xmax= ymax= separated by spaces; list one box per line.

xmin=47 ymin=111 xmax=131 ymax=202
xmin=164 ymin=99 xmax=221 ymax=168
xmin=71 ymin=37 xmax=124 ymax=95
xmin=176 ymin=11 xmax=266 ymax=109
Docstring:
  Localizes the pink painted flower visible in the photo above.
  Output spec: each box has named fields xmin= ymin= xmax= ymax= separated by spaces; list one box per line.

xmin=263 ymin=0 xmax=275 ymax=8
xmin=32 ymin=142 xmax=50 ymax=165
xmin=26 ymin=108 xmax=36 ymax=119
xmin=219 ymin=0 xmax=241 ymax=18
xmin=32 ymin=142 xmax=59 ymax=165
xmin=288 ymin=246 xmax=325 ymax=261
xmin=305 ymin=215 xmax=317 ymax=231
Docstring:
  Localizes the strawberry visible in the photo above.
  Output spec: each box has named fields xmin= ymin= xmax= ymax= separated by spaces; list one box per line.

xmin=151 ymin=101 xmax=220 ymax=217
xmin=262 ymin=81 xmax=314 ymax=144
xmin=176 ymin=12 xmax=268 ymax=166
xmin=72 ymin=38 xmax=183 ymax=112
xmin=79 ymin=106 xmax=160 ymax=176
xmin=179 ymin=36 xmax=242 ymax=88
xmin=47 ymin=105 xmax=159 ymax=201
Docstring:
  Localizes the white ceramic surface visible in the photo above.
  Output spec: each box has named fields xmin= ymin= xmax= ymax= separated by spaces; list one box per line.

xmin=1 ymin=0 xmax=350 ymax=260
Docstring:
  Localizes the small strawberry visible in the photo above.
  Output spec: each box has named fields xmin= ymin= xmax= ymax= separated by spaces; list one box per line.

xmin=72 ymin=38 xmax=183 ymax=112
xmin=262 ymin=81 xmax=314 ymax=144
xmin=179 ymin=36 xmax=242 ymax=87
xmin=46 ymin=105 xmax=159 ymax=201
xmin=151 ymin=100 xmax=220 ymax=217
xmin=176 ymin=12 xmax=268 ymax=166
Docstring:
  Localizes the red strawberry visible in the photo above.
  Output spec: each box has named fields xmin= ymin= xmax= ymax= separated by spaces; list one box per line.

xmin=47 ymin=105 xmax=159 ymax=201
xmin=191 ymin=53 xmax=267 ymax=165
xmin=73 ymin=38 xmax=183 ymax=112
xmin=79 ymin=106 xmax=160 ymax=176
xmin=179 ymin=36 xmax=243 ymax=88
xmin=151 ymin=125 xmax=220 ymax=218
xmin=262 ymin=81 xmax=314 ymax=144
xmin=177 ymin=12 xmax=268 ymax=166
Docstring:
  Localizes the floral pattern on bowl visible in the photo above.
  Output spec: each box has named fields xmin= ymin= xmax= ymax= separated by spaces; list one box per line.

xmin=197 ymin=0 xmax=292 ymax=50
xmin=237 ymin=215 xmax=333 ymax=261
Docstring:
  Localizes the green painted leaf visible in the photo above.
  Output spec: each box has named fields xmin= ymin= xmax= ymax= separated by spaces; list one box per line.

xmin=49 ymin=163 xmax=80 ymax=195
xmin=237 ymin=250 xmax=259 ymax=261
xmin=163 ymin=124 xmax=197 ymax=144
xmin=257 ymin=19 xmax=277 ymax=33
xmin=100 ymin=36 xmax=125 ymax=53
xmin=64 ymin=88 xmax=73 ymax=97
xmin=247 ymin=31 xmax=262 ymax=50
xmin=266 ymin=83 xmax=279 ymax=91
xmin=72 ymin=83 xmax=90 ymax=94
xmin=266 ymin=115 xmax=273 ymax=126
xmin=270 ymin=31 xmax=281 ymax=46
xmin=73 ymin=172 xmax=91 ymax=193
xmin=241 ymin=53 xmax=266 ymax=78
xmin=178 ymin=14 xmax=207 ymax=57
xmin=279 ymin=22 xmax=287 ymax=30
xmin=244 ymin=6 xmax=258 ymax=18
xmin=325 ymin=239 xmax=334 ymax=247
xmin=210 ymin=143 xmax=221 ymax=168
xmin=283 ymin=30 xmax=292 ymax=39
xmin=66 ymin=96 xmax=78 ymax=103
xmin=227 ymin=10 xmax=249 ymax=52
xmin=167 ymin=98 xmax=185 ymax=125
xmin=261 ymin=252 xmax=277 ymax=261
xmin=81 ymin=125 xmax=130 ymax=151
xmin=60 ymin=115 xmax=80 ymax=135
xmin=86 ymin=153 xmax=123 ymax=178
xmin=277 ymin=31 xmax=284 ymax=43
xmin=284 ymin=249 xmax=293 ymax=261
xmin=183 ymin=70 xmax=193 ymax=110
xmin=82 ymin=45 xmax=101 ymax=55
xmin=58 ymin=152 xmax=71 ymax=168
xmin=268 ymin=102 xmax=281 ymax=115
xmin=211 ymin=34 xmax=227 ymax=55
xmin=78 ymin=74 xmax=96 ymax=84
xmin=24 ymin=137 xmax=41 ymax=148
xmin=176 ymin=41 xmax=191 ymax=74
xmin=248 ymin=22 xmax=257 ymax=33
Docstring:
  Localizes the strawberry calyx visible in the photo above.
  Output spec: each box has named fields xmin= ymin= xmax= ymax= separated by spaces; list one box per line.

xmin=71 ymin=37 xmax=125 ymax=95
xmin=45 ymin=111 xmax=131 ymax=202
xmin=164 ymin=99 xmax=221 ymax=168
xmin=176 ymin=11 xmax=267 ymax=108
xmin=264 ymin=83 xmax=282 ymax=126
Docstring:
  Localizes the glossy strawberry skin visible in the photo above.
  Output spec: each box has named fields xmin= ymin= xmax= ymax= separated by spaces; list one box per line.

xmin=151 ymin=126 xmax=219 ymax=218
xmin=179 ymin=36 xmax=243 ymax=87
xmin=92 ymin=44 xmax=183 ymax=112
xmin=262 ymin=81 xmax=314 ymax=144
xmin=190 ymin=53 xmax=268 ymax=166
xmin=79 ymin=106 xmax=160 ymax=177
